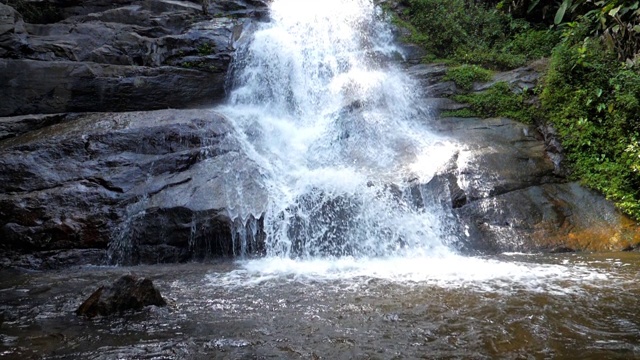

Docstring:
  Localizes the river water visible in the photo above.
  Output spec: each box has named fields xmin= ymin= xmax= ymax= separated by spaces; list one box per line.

xmin=1 ymin=252 xmax=640 ymax=359
xmin=2 ymin=0 xmax=639 ymax=358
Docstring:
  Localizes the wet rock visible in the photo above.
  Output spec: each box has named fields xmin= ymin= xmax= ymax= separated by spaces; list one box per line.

xmin=0 ymin=113 xmax=75 ymax=141
xmin=425 ymin=81 xmax=458 ymax=98
xmin=76 ymin=275 xmax=166 ymax=318
xmin=422 ymin=98 xmax=468 ymax=113
xmin=0 ymin=109 xmax=268 ymax=266
xmin=1 ymin=59 xmax=229 ymax=116
xmin=405 ymin=63 xmax=448 ymax=86
xmin=420 ymin=115 xmax=640 ymax=253
xmin=0 ymin=249 xmax=106 ymax=270
xmin=0 ymin=3 xmax=27 ymax=57
xmin=0 ymin=0 xmax=268 ymax=116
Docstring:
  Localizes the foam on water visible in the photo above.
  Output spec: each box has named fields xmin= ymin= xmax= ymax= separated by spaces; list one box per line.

xmin=206 ymin=254 xmax=612 ymax=295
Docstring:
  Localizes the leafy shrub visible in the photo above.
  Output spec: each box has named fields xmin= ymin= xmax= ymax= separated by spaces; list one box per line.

xmin=446 ymin=82 xmax=536 ymax=123
xmin=396 ymin=0 xmax=562 ymax=69
xmin=443 ymin=65 xmax=492 ymax=90
xmin=452 ymin=48 xmax=528 ymax=69
xmin=502 ymin=29 xmax=563 ymax=60
xmin=541 ymin=37 xmax=640 ymax=219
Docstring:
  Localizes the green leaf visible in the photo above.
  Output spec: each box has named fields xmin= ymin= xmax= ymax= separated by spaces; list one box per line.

xmin=527 ymin=0 xmax=541 ymax=14
xmin=608 ymin=5 xmax=621 ymax=17
xmin=555 ymin=0 xmax=571 ymax=25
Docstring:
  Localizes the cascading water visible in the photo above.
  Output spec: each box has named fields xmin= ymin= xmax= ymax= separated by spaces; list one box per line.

xmin=210 ymin=0 xmax=623 ymax=288
xmin=217 ymin=0 xmax=457 ymax=259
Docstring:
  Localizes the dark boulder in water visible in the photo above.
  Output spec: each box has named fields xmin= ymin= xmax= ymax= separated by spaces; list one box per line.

xmin=76 ymin=275 xmax=166 ymax=318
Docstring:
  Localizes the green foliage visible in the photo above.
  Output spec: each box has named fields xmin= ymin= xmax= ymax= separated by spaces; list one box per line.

xmin=541 ymin=38 xmax=640 ymax=219
xmin=396 ymin=0 xmax=640 ymax=220
xmin=443 ymin=65 xmax=492 ymax=90
xmin=452 ymin=48 xmax=528 ymax=69
xmin=197 ymin=43 xmax=215 ymax=56
xmin=396 ymin=0 xmax=562 ymax=69
xmin=527 ymin=0 xmax=640 ymax=62
xmin=502 ymin=29 xmax=563 ymax=60
xmin=446 ymin=82 xmax=536 ymax=123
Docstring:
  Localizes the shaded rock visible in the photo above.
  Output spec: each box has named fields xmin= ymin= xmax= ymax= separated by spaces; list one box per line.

xmin=0 ymin=249 xmax=106 ymax=270
xmin=451 ymin=183 xmax=640 ymax=253
xmin=0 ymin=59 xmax=227 ymax=116
xmin=0 ymin=0 xmax=268 ymax=116
xmin=431 ymin=117 xmax=560 ymax=202
xmin=537 ymin=123 xmax=567 ymax=176
xmin=0 ymin=109 xmax=267 ymax=266
xmin=425 ymin=81 xmax=457 ymax=98
xmin=406 ymin=63 xmax=448 ymax=86
xmin=76 ymin=275 xmax=166 ymax=318
xmin=0 ymin=113 xmax=76 ymax=141
xmin=422 ymin=98 xmax=468 ymax=113
xmin=0 ymin=3 xmax=27 ymax=57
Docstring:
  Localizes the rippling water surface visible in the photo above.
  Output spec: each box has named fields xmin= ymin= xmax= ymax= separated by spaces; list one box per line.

xmin=1 ymin=253 xmax=639 ymax=359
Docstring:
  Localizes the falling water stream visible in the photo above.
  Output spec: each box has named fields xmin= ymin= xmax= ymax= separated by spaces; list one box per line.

xmin=1 ymin=0 xmax=640 ymax=358
xmin=218 ymin=0 xmax=457 ymax=259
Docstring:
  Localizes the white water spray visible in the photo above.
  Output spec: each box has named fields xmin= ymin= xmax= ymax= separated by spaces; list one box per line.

xmin=206 ymin=0 xmax=619 ymax=290
xmin=218 ymin=0 xmax=457 ymax=259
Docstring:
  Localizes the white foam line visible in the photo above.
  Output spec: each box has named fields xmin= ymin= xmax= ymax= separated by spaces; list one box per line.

xmin=205 ymin=254 xmax=612 ymax=295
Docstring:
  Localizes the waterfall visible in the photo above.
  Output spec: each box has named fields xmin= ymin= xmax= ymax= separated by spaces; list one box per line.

xmin=217 ymin=0 xmax=457 ymax=258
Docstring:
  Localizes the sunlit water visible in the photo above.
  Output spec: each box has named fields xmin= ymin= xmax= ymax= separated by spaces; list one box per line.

xmin=217 ymin=0 xmax=457 ymax=258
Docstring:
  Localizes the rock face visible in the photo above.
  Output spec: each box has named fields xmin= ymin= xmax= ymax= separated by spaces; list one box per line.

xmin=0 ymin=0 xmax=270 ymax=268
xmin=76 ymin=275 xmax=166 ymax=318
xmin=0 ymin=0 xmax=268 ymax=116
xmin=0 ymin=109 xmax=267 ymax=266
xmin=410 ymin=63 xmax=640 ymax=253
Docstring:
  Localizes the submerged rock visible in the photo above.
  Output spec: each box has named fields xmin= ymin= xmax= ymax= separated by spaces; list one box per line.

xmin=76 ymin=275 xmax=166 ymax=318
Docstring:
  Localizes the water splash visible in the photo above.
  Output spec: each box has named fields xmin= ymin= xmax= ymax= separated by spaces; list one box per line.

xmin=218 ymin=0 xmax=458 ymax=258
xmin=205 ymin=254 xmax=614 ymax=296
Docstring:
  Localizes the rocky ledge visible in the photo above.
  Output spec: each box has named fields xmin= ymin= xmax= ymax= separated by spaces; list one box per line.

xmin=0 ymin=0 xmax=270 ymax=268
xmin=0 ymin=0 xmax=268 ymax=116
xmin=0 ymin=109 xmax=267 ymax=269
xmin=410 ymin=63 xmax=640 ymax=253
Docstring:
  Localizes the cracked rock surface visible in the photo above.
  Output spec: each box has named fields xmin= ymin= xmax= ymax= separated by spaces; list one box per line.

xmin=0 ymin=109 xmax=267 ymax=268
xmin=0 ymin=0 xmax=268 ymax=117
